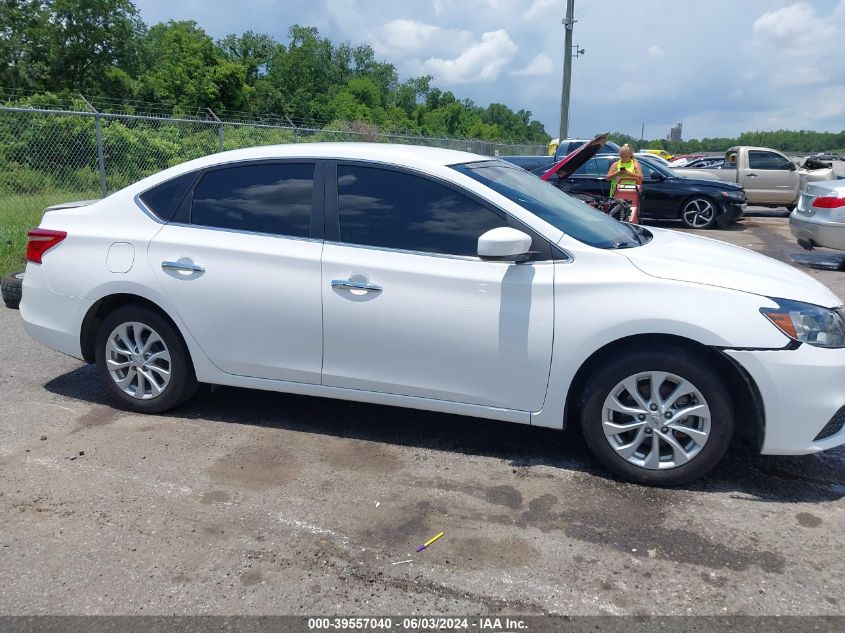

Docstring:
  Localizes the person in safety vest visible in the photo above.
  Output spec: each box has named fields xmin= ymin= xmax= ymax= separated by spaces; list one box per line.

xmin=606 ymin=144 xmax=643 ymax=222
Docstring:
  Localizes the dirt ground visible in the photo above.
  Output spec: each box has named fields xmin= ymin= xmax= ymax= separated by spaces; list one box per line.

xmin=1 ymin=210 xmax=843 ymax=616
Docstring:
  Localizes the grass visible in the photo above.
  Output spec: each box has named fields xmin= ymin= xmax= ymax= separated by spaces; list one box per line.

xmin=0 ymin=191 xmax=99 ymax=276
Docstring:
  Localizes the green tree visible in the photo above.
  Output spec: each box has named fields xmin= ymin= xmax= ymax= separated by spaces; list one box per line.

xmin=0 ymin=0 xmax=52 ymax=90
xmin=137 ymin=20 xmax=251 ymax=112
xmin=48 ymin=0 xmax=146 ymax=92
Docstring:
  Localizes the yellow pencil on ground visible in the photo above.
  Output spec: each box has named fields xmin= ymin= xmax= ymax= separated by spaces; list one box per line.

xmin=416 ymin=531 xmax=444 ymax=552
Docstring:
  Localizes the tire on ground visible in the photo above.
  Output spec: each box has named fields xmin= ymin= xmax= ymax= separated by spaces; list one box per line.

xmin=94 ymin=304 xmax=198 ymax=414
xmin=579 ymin=344 xmax=735 ymax=486
xmin=1 ymin=272 xmax=24 ymax=309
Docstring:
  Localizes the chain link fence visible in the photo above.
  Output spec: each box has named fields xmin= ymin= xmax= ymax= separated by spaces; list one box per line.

xmin=0 ymin=104 xmax=547 ymax=274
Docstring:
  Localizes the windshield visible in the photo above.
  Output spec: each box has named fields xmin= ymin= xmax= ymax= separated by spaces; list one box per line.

xmin=453 ymin=160 xmax=643 ymax=249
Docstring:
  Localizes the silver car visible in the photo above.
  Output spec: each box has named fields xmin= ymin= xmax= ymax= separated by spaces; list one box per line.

xmin=790 ymin=179 xmax=845 ymax=250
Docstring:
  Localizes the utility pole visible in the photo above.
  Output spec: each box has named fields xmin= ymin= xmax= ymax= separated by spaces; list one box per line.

xmin=558 ymin=0 xmax=575 ymax=141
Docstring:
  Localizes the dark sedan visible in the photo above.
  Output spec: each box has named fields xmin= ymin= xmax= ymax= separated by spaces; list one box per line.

xmin=561 ymin=154 xmax=746 ymax=229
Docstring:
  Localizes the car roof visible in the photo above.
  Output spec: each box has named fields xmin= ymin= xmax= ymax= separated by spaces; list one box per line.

xmin=174 ymin=142 xmax=489 ymax=172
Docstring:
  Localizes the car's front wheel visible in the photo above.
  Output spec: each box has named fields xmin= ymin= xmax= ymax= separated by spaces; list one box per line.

xmin=680 ymin=197 xmax=718 ymax=229
xmin=580 ymin=346 xmax=734 ymax=486
xmin=95 ymin=305 xmax=197 ymax=413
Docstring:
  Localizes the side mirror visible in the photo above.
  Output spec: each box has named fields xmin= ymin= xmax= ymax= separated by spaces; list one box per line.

xmin=650 ymin=171 xmax=666 ymax=181
xmin=787 ymin=162 xmax=797 ymax=171
xmin=478 ymin=227 xmax=533 ymax=263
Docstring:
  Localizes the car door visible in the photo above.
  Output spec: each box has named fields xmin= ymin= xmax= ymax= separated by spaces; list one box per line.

xmin=320 ymin=162 xmax=555 ymax=412
xmin=744 ymin=150 xmax=799 ymax=204
xmin=560 ymin=158 xmax=608 ymax=197
xmin=147 ymin=160 xmax=325 ymax=383
xmin=635 ymin=159 xmax=677 ymax=219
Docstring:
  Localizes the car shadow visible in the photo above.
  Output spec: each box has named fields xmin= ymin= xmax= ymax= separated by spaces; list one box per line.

xmin=45 ymin=365 xmax=845 ymax=503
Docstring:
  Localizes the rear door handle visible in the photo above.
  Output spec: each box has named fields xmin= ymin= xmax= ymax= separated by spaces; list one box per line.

xmin=162 ymin=260 xmax=205 ymax=273
xmin=747 ymin=173 xmax=757 ymax=178
xmin=331 ymin=279 xmax=382 ymax=292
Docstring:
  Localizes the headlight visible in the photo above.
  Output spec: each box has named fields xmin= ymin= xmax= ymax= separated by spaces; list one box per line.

xmin=761 ymin=298 xmax=845 ymax=348
xmin=720 ymin=190 xmax=745 ymax=201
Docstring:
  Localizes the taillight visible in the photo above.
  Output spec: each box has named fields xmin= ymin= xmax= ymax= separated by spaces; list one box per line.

xmin=26 ymin=229 xmax=67 ymax=264
xmin=812 ymin=196 xmax=845 ymax=209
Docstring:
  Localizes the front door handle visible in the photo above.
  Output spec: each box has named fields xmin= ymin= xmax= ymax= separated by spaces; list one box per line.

xmin=162 ymin=260 xmax=205 ymax=273
xmin=331 ymin=279 xmax=382 ymax=292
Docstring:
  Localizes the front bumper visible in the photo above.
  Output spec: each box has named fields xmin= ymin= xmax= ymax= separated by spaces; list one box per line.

xmin=716 ymin=200 xmax=745 ymax=228
xmin=789 ymin=211 xmax=845 ymax=251
xmin=725 ymin=344 xmax=845 ymax=454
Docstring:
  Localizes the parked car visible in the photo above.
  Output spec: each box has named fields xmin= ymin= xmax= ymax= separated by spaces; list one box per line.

xmin=789 ymin=179 xmax=845 ymax=251
xmin=548 ymin=146 xmax=746 ymax=229
xmin=554 ymin=138 xmax=621 ymax=161
xmin=20 ymin=143 xmax=845 ymax=486
xmin=693 ymin=146 xmax=836 ymax=209
xmin=811 ymin=152 xmax=843 ymax=162
xmin=634 ymin=153 xmax=720 ymax=180
xmin=682 ymin=156 xmax=725 ymax=169
xmin=642 ymin=149 xmax=674 ymax=161
xmin=637 ymin=152 xmax=670 ymax=166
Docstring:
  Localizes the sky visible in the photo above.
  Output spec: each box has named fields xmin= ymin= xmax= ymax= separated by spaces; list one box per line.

xmin=132 ymin=0 xmax=845 ymax=140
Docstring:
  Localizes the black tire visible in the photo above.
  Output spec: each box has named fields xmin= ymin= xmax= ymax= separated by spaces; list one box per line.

xmin=1 ymin=272 xmax=24 ymax=309
xmin=680 ymin=196 xmax=718 ymax=229
xmin=94 ymin=305 xmax=198 ymax=414
xmin=580 ymin=345 xmax=734 ymax=486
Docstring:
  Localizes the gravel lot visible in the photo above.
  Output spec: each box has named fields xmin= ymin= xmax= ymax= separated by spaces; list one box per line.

xmin=1 ymin=211 xmax=844 ymax=616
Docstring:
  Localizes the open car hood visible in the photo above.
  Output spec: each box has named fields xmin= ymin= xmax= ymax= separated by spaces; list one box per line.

xmin=541 ymin=133 xmax=609 ymax=181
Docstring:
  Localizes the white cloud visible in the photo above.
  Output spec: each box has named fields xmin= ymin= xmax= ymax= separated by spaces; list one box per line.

xmin=523 ymin=0 xmax=557 ymax=22
xmin=647 ymin=45 xmax=664 ymax=59
xmin=752 ymin=2 xmax=837 ymax=53
xmin=751 ymin=2 xmax=844 ymax=88
xmin=509 ymin=53 xmax=553 ymax=76
xmin=378 ymin=19 xmax=472 ymax=55
xmin=421 ymin=29 xmax=518 ymax=84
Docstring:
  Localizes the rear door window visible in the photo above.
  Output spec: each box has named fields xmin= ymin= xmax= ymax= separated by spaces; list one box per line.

xmin=190 ymin=162 xmax=315 ymax=237
xmin=573 ymin=158 xmax=599 ymax=177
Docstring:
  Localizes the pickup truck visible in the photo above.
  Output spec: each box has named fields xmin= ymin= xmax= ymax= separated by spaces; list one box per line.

xmin=693 ymin=146 xmax=835 ymax=209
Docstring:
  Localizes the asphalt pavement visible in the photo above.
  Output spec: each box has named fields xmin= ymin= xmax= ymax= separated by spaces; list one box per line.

xmin=1 ymin=213 xmax=844 ymax=616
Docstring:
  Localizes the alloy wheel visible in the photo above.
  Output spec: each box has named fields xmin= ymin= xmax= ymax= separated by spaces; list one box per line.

xmin=105 ymin=322 xmax=172 ymax=400
xmin=682 ymin=199 xmax=715 ymax=228
xmin=601 ymin=371 xmax=711 ymax=470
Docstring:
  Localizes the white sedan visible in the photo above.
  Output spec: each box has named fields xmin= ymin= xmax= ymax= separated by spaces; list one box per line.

xmin=20 ymin=143 xmax=845 ymax=485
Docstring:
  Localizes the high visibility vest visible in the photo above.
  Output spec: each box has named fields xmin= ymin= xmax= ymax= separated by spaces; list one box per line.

xmin=610 ymin=159 xmax=639 ymax=196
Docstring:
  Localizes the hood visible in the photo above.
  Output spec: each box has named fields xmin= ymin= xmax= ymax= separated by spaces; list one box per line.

xmin=541 ymin=133 xmax=609 ymax=181
xmin=671 ymin=176 xmax=744 ymax=190
xmin=621 ymin=228 xmax=840 ymax=307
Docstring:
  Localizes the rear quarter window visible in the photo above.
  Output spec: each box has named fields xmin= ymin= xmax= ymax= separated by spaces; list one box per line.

xmin=139 ymin=172 xmax=198 ymax=221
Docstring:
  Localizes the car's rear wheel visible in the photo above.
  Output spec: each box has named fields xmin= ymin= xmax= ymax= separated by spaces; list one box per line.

xmin=95 ymin=305 xmax=197 ymax=413
xmin=580 ymin=346 xmax=734 ymax=486
xmin=1 ymin=272 xmax=24 ymax=309
xmin=680 ymin=197 xmax=718 ymax=229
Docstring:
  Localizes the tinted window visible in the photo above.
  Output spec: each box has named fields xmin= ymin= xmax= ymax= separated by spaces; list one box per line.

xmin=337 ymin=166 xmax=506 ymax=256
xmin=748 ymin=151 xmax=792 ymax=170
xmin=140 ymin=172 xmax=197 ymax=221
xmin=191 ymin=163 xmax=314 ymax=236
xmin=573 ymin=158 xmax=599 ymax=176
